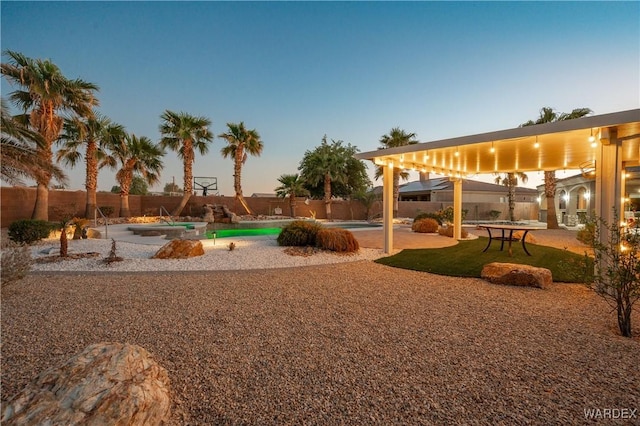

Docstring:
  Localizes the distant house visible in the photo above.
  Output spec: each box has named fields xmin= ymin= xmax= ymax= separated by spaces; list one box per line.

xmin=374 ymin=173 xmax=538 ymax=203
xmin=537 ymin=166 xmax=640 ymax=226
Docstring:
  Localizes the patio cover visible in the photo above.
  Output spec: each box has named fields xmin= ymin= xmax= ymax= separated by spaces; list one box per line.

xmin=355 ymin=109 xmax=640 ymax=253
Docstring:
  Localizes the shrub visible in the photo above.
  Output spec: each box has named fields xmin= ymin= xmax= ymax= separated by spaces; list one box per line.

xmin=99 ymin=206 xmax=115 ymax=217
xmin=316 ymin=228 xmax=359 ymax=253
xmin=1 ymin=241 xmax=32 ymax=287
xmin=438 ymin=225 xmax=469 ymax=239
xmin=488 ymin=210 xmax=501 ymax=220
xmin=412 ymin=218 xmax=439 ymax=233
xmin=577 ymin=221 xmax=595 ymax=246
xmin=277 ymin=221 xmax=322 ymax=246
xmin=414 ymin=212 xmax=443 ymax=225
xmin=8 ymin=219 xmax=53 ymax=244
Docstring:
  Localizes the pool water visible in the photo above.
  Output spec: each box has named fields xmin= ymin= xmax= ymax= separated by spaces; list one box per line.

xmin=206 ymin=227 xmax=282 ymax=239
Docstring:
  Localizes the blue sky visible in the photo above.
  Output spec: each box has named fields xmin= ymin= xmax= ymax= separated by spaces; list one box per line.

xmin=2 ymin=1 xmax=638 ymax=195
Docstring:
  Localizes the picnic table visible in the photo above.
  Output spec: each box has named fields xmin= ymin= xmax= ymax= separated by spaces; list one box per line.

xmin=478 ymin=224 xmax=545 ymax=256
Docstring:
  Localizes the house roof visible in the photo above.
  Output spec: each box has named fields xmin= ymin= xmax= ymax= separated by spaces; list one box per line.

xmin=374 ymin=177 xmax=538 ymax=195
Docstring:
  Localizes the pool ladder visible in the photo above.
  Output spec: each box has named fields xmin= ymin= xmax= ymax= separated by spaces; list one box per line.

xmin=159 ymin=206 xmax=175 ymax=225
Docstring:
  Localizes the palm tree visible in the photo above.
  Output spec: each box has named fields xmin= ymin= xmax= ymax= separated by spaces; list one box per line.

xmin=374 ymin=127 xmax=418 ymax=217
xmin=159 ymin=110 xmax=213 ymax=216
xmin=1 ymin=50 xmax=99 ymax=220
xmin=275 ymin=173 xmax=308 ymax=217
xmin=299 ymin=136 xmax=350 ymax=221
xmin=1 ymin=98 xmax=67 ymax=186
xmin=106 ymin=133 xmax=164 ymax=217
xmin=218 ymin=122 xmax=263 ymax=215
xmin=521 ymin=107 xmax=592 ymax=228
xmin=495 ymin=172 xmax=529 ymax=222
xmin=57 ymin=113 xmax=125 ymax=218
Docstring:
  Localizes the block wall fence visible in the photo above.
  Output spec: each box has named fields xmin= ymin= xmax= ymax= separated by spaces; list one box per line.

xmin=0 ymin=187 xmax=538 ymax=228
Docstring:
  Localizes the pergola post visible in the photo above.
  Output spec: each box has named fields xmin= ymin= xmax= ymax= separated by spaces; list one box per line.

xmin=453 ymin=178 xmax=463 ymax=240
xmin=595 ymin=128 xmax=624 ymax=244
xmin=383 ymin=162 xmax=394 ymax=253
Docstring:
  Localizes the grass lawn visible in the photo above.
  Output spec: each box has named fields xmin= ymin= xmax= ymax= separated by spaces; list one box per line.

xmin=375 ymin=236 xmax=593 ymax=282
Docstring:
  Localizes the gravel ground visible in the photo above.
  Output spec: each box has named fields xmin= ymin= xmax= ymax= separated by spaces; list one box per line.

xmin=2 ymin=261 xmax=639 ymax=425
xmin=2 ymin=228 xmax=638 ymax=424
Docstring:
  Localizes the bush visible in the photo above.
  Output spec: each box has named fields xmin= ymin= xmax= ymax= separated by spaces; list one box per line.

xmin=99 ymin=206 xmax=115 ymax=217
xmin=576 ymin=221 xmax=596 ymax=246
xmin=412 ymin=218 xmax=439 ymax=233
xmin=438 ymin=225 xmax=469 ymax=239
xmin=277 ymin=221 xmax=322 ymax=246
xmin=1 ymin=241 xmax=32 ymax=287
xmin=8 ymin=219 xmax=53 ymax=244
xmin=316 ymin=228 xmax=359 ymax=253
xmin=414 ymin=212 xmax=443 ymax=225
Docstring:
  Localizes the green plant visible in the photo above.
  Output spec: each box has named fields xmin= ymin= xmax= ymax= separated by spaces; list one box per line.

xmin=576 ymin=221 xmax=596 ymax=246
xmin=1 ymin=241 xmax=32 ymax=287
xmin=8 ymin=219 xmax=53 ymax=244
xmin=277 ymin=221 xmax=322 ymax=247
xmin=71 ymin=218 xmax=90 ymax=240
xmin=582 ymin=212 xmax=640 ymax=337
xmin=439 ymin=206 xmax=468 ymax=224
xmin=488 ymin=210 xmax=501 ymax=221
xmin=414 ymin=212 xmax=443 ymax=225
xmin=412 ymin=218 xmax=439 ymax=233
xmin=99 ymin=206 xmax=115 ymax=217
xmin=316 ymin=228 xmax=359 ymax=253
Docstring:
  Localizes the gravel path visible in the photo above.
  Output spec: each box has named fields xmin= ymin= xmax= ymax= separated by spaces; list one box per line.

xmin=2 ymin=262 xmax=638 ymax=425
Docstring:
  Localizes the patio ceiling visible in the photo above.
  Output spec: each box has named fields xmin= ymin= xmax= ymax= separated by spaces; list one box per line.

xmin=356 ymin=109 xmax=640 ymax=178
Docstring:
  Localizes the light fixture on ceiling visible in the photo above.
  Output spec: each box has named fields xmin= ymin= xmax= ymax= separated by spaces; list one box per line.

xmin=589 ymin=128 xmax=597 ymax=148
xmin=454 ymin=148 xmax=459 ymax=157
xmin=490 ymin=141 xmax=495 ymax=153
xmin=534 ymin=136 xmax=540 ymax=149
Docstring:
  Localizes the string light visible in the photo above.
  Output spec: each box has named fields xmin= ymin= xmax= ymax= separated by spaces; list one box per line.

xmin=490 ymin=141 xmax=495 ymax=153
xmin=534 ymin=136 xmax=540 ymax=149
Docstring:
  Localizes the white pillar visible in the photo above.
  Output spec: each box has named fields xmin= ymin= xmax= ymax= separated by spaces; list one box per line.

xmin=383 ymin=162 xmax=394 ymax=253
xmin=453 ymin=178 xmax=463 ymax=240
xmin=595 ymin=129 xmax=623 ymax=243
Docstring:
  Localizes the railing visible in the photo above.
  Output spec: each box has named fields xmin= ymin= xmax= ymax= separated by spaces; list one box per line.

xmin=159 ymin=206 xmax=174 ymax=225
xmin=94 ymin=207 xmax=109 ymax=239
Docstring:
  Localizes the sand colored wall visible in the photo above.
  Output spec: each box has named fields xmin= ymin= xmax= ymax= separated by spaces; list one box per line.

xmin=1 ymin=187 xmax=537 ymax=227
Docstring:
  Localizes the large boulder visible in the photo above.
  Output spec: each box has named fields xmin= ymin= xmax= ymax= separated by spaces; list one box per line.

xmin=152 ymin=239 xmax=204 ymax=259
xmin=1 ymin=343 xmax=171 ymax=426
xmin=481 ymin=262 xmax=552 ymax=289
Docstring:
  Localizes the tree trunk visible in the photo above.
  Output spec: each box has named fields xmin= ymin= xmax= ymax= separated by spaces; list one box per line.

xmin=172 ymin=145 xmax=194 ymax=216
xmin=84 ymin=140 xmax=98 ymax=218
xmin=324 ymin=173 xmax=332 ymax=221
xmin=393 ymin=170 xmax=400 ymax=218
xmin=508 ymin=173 xmax=516 ymax=222
xmin=234 ymin=147 xmax=253 ymax=215
xmin=618 ymin=294 xmax=633 ymax=337
xmin=544 ymin=171 xmax=560 ymax=229
xmin=32 ymin=183 xmax=49 ymax=221
xmin=120 ymin=194 xmax=131 ymax=218
xmin=290 ymin=197 xmax=296 ymax=217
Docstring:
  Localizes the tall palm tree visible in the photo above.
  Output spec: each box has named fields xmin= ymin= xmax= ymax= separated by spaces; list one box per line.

xmin=374 ymin=127 xmax=418 ymax=217
xmin=106 ymin=133 xmax=164 ymax=217
xmin=1 ymin=50 xmax=99 ymax=220
xmin=495 ymin=172 xmax=529 ymax=222
xmin=159 ymin=110 xmax=213 ymax=216
xmin=1 ymin=98 xmax=67 ymax=186
xmin=57 ymin=113 xmax=125 ymax=218
xmin=275 ymin=173 xmax=308 ymax=217
xmin=299 ymin=136 xmax=350 ymax=221
xmin=521 ymin=107 xmax=592 ymax=228
xmin=218 ymin=122 xmax=263 ymax=215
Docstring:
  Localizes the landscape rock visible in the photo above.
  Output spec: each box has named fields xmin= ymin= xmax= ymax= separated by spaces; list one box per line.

xmin=152 ymin=239 xmax=204 ymax=259
xmin=481 ymin=262 xmax=552 ymax=289
xmin=1 ymin=342 xmax=171 ymax=426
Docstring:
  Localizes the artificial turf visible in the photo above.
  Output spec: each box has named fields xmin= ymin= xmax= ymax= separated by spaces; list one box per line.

xmin=375 ymin=236 xmax=593 ymax=282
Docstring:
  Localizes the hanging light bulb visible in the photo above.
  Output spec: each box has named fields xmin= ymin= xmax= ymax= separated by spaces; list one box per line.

xmin=490 ymin=141 xmax=495 ymax=153
xmin=590 ymin=128 xmax=597 ymax=147
xmin=454 ymin=148 xmax=459 ymax=157
xmin=534 ymin=136 xmax=540 ymax=149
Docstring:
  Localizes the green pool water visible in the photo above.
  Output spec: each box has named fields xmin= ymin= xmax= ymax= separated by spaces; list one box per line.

xmin=206 ymin=227 xmax=282 ymax=239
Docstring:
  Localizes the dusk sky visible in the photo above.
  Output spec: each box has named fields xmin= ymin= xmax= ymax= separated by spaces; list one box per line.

xmin=2 ymin=1 xmax=638 ymax=195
